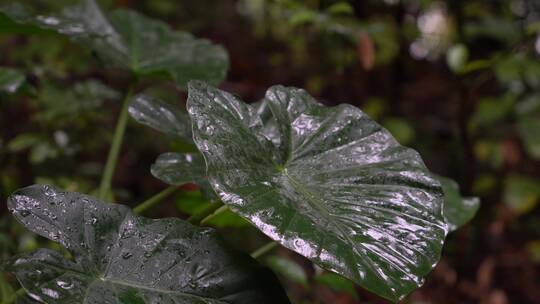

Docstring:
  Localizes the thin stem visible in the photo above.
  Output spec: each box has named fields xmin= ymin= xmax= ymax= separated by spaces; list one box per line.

xmin=250 ymin=241 xmax=278 ymax=259
xmin=199 ymin=205 xmax=228 ymax=225
xmin=98 ymin=84 xmax=136 ymax=200
xmin=1 ymin=288 xmax=25 ymax=304
xmin=187 ymin=200 xmax=224 ymax=224
xmin=133 ymin=186 xmax=178 ymax=214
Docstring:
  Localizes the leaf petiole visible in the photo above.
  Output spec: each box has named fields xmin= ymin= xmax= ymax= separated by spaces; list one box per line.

xmin=133 ymin=186 xmax=178 ymax=214
xmin=98 ymin=83 xmax=136 ymax=200
xmin=200 ymin=205 xmax=228 ymax=225
xmin=251 ymin=241 xmax=278 ymax=259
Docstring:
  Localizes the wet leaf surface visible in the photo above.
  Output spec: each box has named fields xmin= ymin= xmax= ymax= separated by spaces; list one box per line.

xmin=1 ymin=0 xmax=228 ymax=86
xmin=129 ymin=94 xmax=192 ymax=141
xmin=151 ymin=152 xmax=217 ymax=200
xmin=7 ymin=185 xmax=290 ymax=304
xmin=436 ymin=176 xmax=480 ymax=232
xmin=187 ymin=81 xmax=448 ymax=302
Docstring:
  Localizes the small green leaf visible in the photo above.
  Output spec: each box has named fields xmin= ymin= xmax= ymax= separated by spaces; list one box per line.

xmin=128 ymin=94 xmax=192 ymax=141
xmin=0 ymin=67 xmax=25 ymax=94
xmin=503 ymin=175 xmax=540 ymax=214
xmin=446 ymin=44 xmax=469 ymax=73
xmin=1 ymin=0 xmax=229 ymax=87
xmin=435 ymin=176 xmax=480 ymax=232
xmin=326 ymin=2 xmax=354 ymax=15
xmin=187 ymin=81 xmax=447 ymax=302
xmin=7 ymin=185 xmax=290 ymax=303
xmin=151 ymin=152 xmax=217 ymax=200
xmin=266 ymin=256 xmax=308 ymax=288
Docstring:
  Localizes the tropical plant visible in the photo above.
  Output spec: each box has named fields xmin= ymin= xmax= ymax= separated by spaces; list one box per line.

xmin=0 ymin=0 xmax=480 ymax=303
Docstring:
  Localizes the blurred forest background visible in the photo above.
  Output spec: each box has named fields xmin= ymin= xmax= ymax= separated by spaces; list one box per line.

xmin=1 ymin=0 xmax=539 ymax=303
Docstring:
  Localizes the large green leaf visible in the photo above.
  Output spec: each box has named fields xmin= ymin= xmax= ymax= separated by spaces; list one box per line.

xmin=7 ymin=185 xmax=290 ymax=304
xmin=187 ymin=81 xmax=448 ymax=302
xmin=1 ymin=0 xmax=228 ymax=86
xmin=0 ymin=67 xmax=25 ymax=94
xmin=435 ymin=176 xmax=480 ymax=232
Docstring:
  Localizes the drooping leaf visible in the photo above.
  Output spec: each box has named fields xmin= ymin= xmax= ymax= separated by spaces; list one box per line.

xmin=187 ymin=81 xmax=448 ymax=302
xmin=1 ymin=0 xmax=229 ymax=87
xmin=151 ymin=152 xmax=216 ymax=200
xmin=0 ymin=67 xmax=25 ymax=94
xmin=7 ymin=185 xmax=290 ymax=304
xmin=435 ymin=176 xmax=480 ymax=232
xmin=129 ymin=94 xmax=192 ymax=141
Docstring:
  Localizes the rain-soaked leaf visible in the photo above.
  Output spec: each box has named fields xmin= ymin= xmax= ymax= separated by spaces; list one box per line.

xmin=1 ymin=0 xmax=228 ymax=87
xmin=435 ymin=176 xmax=480 ymax=232
xmin=7 ymin=185 xmax=290 ymax=304
xmin=151 ymin=152 xmax=216 ymax=200
xmin=0 ymin=67 xmax=25 ymax=94
xmin=129 ymin=94 xmax=192 ymax=142
xmin=187 ymin=81 xmax=448 ymax=302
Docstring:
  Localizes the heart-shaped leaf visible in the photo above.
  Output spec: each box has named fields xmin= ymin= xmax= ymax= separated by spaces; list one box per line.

xmin=1 ymin=0 xmax=228 ymax=87
xmin=187 ymin=81 xmax=448 ymax=302
xmin=7 ymin=185 xmax=290 ymax=304
xmin=435 ymin=176 xmax=480 ymax=232
xmin=0 ymin=67 xmax=25 ymax=94
xmin=129 ymin=94 xmax=192 ymax=142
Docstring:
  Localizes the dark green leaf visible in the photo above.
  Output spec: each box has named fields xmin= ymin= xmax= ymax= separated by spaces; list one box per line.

xmin=187 ymin=81 xmax=447 ymax=302
xmin=1 ymin=0 xmax=229 ymax=86
xmin=435 ymin=176 xmax=480 ymax=232
xmin=7 ymin=185 xmax=290 ymax=304
xmin=0 ymin=67 xmax=25 ymax=94
xmin=129 ymin=94 xmax=192 ymax=141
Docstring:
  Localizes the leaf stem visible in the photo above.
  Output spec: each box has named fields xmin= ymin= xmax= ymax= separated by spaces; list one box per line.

xmin=187 ymin=200 xmax=225 ymax=224
xmin=250 ymin=241 xmax=278 ymax=259
xmin=98 ymin=84 xmax=136 ymax=200
xmin=133 ymin=186 xmax=178 ymax=214
xmin=1 ymin=288 xmax=25 ymax=304
xmin=199 ymin=204 xmax=228 ymax=225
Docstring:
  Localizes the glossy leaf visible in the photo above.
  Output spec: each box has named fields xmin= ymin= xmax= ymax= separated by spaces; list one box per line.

xmin=1 ymin=0 xmax=229 ymax=86
xmin=435 ymin=176 xmax=480 ymax=232
xmin=7 ymin=185 xmax=290 ymax=304
xmin=187 ymin=81 xmax=448 ymax=302
xmin=151 ymin=152 xmax=216 ymax=200
xmin=0 ymin=67 xmax=25 ymax=94
xmin=129 ymin=94 xmax=192 ymax=141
